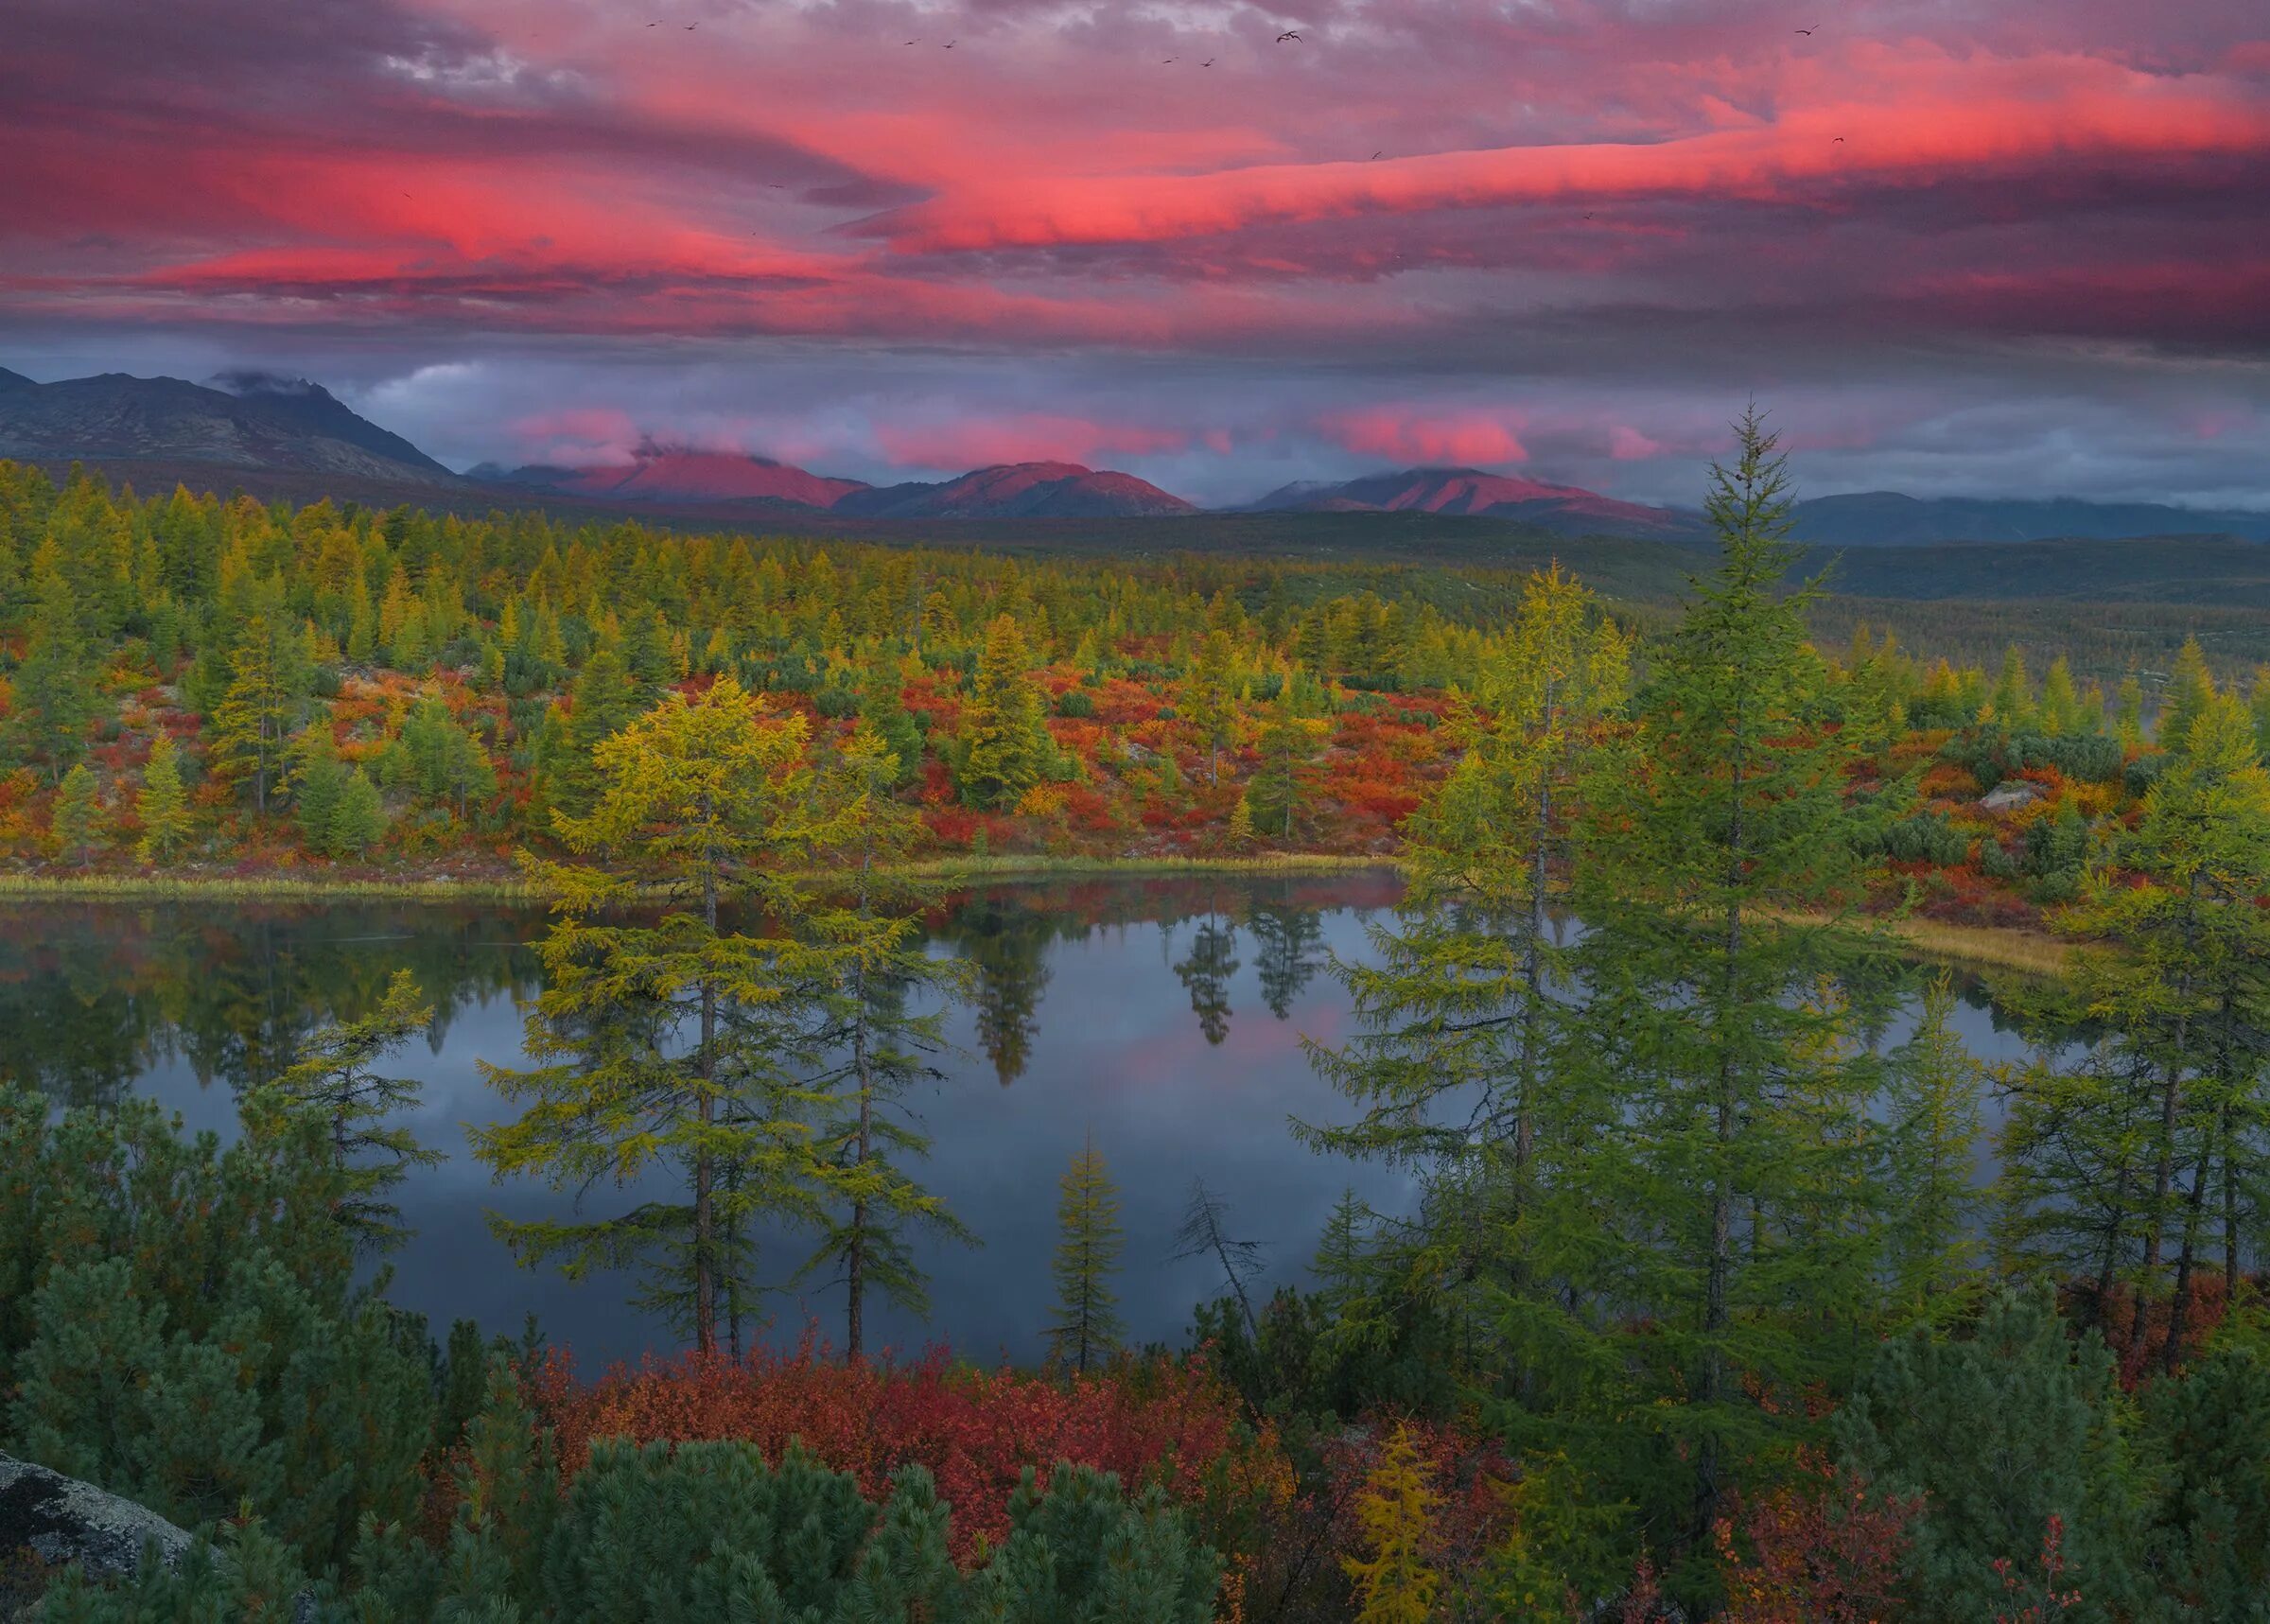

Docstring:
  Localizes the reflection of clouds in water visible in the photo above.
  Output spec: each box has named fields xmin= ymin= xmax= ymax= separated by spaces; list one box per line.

xmin=25 ymin=886 xmax=2034 ymax=1370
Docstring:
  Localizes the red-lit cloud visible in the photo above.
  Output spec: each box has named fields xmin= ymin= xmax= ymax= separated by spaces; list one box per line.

xmin=1320 ymin=408 xmax=1528 ymax=466
xmin=2 ymin=0 xmax=2264 ymax=502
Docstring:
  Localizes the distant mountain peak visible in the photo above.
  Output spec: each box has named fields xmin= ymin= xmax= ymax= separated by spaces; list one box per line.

xmin=0 ymin=364 xmax=451 ymax=481
xmin=1244 ymin=464 xmax=1704 ymax=539
xmin=833 ymin=460 xmax=1196 ymax=519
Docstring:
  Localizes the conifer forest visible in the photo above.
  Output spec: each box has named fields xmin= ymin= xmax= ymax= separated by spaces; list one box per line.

xmin=8 ymin=417 xmax=2270 ymax=1624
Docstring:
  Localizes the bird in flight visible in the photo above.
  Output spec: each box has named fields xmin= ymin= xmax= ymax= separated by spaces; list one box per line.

xmin=1794 ymin=25 xmax=1816 ymax=34
xmin=1201 ymin=57 xmax=1214 ymax=66
xmin=942 ymin=39 xmax=956 ymax=48
xmin=1832 ymin=134 xmax=1845 ymax=142
xmin=684 ymin=21 xmax=697 ymax=29
xmin=1371 ymin=149 xmax=1382 ymax=160
xmin=1276 ymin=30 xmax=1301 ymax=43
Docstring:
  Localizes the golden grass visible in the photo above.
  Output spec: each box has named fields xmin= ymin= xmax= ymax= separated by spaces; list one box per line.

xmin=0 ymin=851 xmax=1389 ymax=903
xmin=1877 ymin=915 xmax=2076 ymax=977
xmin=865 ymin=851 xmax=1393 ymax=885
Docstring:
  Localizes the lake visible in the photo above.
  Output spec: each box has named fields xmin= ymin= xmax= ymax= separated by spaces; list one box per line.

xmin=0 ymin=875 xmax=2051 ymax=1368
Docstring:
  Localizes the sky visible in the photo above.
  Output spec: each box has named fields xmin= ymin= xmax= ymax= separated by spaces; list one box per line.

xmin=4 ymin=0 xmax=2267 ymax=508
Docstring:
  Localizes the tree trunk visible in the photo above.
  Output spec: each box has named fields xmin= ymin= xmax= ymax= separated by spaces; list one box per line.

xmin=694 ymin=844 xmax=720 ymax=1357
xmin=2167 ymin=1140 xmax=2214 ymax=1375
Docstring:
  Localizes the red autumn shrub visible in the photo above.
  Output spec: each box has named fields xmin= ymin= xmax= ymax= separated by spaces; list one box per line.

xmin=532 ymin=1341 xmax=1270 ymax=1563
xmin=1714 ymin=1450 xmax=1917 ymax=1624
xmin=2073 ymin=1276 xmax=2232 ymax=1387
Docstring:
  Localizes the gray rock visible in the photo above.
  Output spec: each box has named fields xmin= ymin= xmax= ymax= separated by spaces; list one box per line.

xmin=0 ymin=1456 xmax=320 ymax=1621
xmin=1979 ymin=779 xmax=2044 ymax=813
xmin=0 ymin=1453 xmax=195 ymax=1589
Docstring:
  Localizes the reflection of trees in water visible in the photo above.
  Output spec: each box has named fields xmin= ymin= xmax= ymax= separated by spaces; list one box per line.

xmin=1173 ymin=916 xmax=1240 ymax=1046
xmin=940 ymin=899 xmax=1056 ymax=1086
xmin=1248 ymin=904 xmax=1325 ymax=1020
xmin=0 ymin=904 xmax=542 ymax=1107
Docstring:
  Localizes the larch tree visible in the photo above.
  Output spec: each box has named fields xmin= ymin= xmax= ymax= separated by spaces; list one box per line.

xmin=1882 ymin=973 xmax=1986 ymax=1321
xmin=1301 ymin=566 xmax=1628 ymax=1352
xmin=795 ymin=722 xmax=975 ymax=1359
xmin=1246 ymin=689 xmax=1324 ymax=840
xmin=1547 ymin=410 xmax=1897 ymax=1554
xmin=8 ymin=548 xmax=96 ymax=780
xmin=134 ymin=732 xmax=191 ymax=864
xmin=326 ymin=768 xmax=386 ymax=858
xmin=472 ymin=677 xmax=865 ymax=1355
xmin=1046 ymin=1133 xmax=1126 ymax=1374
xmin=1182 ymin=629 xmax=1240 ymax=787
xmin=2027 ymin=685 xmax=2270 ymax=1365
xmin=50 ymin=762 xmax=102 ymax=865
xmin=955 ymin=613 xmax=1053 ymax=808
xmin=272 ymin=969 xmax=440 ymax=1249
xmin=1342 ymin=1423 xmax=1443 ymax=1624
xmin=541 ymin=642 xmax=642 ymax=822
xmin=207 ymin=606 xmax=312 ymax=817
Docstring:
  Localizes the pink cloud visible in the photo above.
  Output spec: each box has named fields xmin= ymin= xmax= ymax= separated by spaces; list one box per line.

xmin=1321 ymin=408 xmax=1528 ymax=466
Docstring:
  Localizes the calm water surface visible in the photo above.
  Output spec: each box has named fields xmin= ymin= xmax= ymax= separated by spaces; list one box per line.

xmin=0 ymin=876 xmax=2049 ymax=1367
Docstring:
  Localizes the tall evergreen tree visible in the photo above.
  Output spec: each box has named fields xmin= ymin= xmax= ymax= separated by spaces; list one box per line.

xmin=1246 ymin=689 xmax=1323 ymax=839
xmin=542 ymin=643 xmax=643 ymax=823
xmin=273 ymin=969 xmax=439 ymax=1249
xmin=2158 ymin=636 xmax=2216 ymax=753
xmin=1545 ymin=410 xmax=1896 ymax=1557
xmin=7 ymin=549 xmax=96 ymax=779
xmin=1882 ymin=974 xmax=1986 ymax=1320
xmin=49 ymin=762 xmax=101 ymax=864
xmin=857 ymin=655 xmax=925 ymax=788
xmin=1183 ymin=629 xmax=1239 ymax=787
xmin=795 ymin=723 xmax=974 ymax=1359
xmin=1302 ymin=567 xmax=1628 ymax=1323
xmin=956 ymin=613 xmax=1053 ymax=808
xmin=134 ymin=731 xmax=191 ymax=864
xmin=327 ymin=768 xmax=386 ymax=857
xmin=472 ymin=678 xmax=864 ymax=1354
xmin=1046 ymin=1133 xmax=1126 ymax=1374
xmin=207 ymin=606 xmax=312 ymax=816
xmin=2017 ymin=686 xmax=2270 ymax=1359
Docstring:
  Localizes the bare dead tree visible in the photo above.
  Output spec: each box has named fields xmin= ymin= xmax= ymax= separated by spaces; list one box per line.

xmin=1171 ymin=1177 xmax=1266 ymax=1336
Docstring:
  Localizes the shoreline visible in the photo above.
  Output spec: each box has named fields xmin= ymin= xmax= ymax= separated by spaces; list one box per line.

xmin=0 ymin=857 xmax=2072 ymax=973
xmin=0 ymin=850 xmax=1392 ymax=904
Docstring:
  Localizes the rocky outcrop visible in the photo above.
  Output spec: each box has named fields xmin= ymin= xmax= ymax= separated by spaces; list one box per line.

xmin=1979 ymin=779 xmax=2045 ymax=813
xmin=1 ymin=1452 xmax=194 ymax=1613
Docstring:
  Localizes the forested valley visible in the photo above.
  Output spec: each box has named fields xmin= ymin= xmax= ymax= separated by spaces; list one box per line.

xmin=8 ymin=417 xmax=2270 ymax=1622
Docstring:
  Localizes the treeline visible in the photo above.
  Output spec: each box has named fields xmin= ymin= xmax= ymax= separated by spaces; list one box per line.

xmin=7 ymin=458 xmax=2268 ymax=889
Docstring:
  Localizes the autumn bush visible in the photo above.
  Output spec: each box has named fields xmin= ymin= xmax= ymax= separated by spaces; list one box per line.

xmin=529 ymin=1339 xmax=1285 ymax=1566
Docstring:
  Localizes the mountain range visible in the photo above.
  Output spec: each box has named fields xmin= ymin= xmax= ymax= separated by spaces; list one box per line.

xmin=472 ymin=445 xmax=1197 ymax=520
xmin=4 ymin=365 xmax=2266 ymax=545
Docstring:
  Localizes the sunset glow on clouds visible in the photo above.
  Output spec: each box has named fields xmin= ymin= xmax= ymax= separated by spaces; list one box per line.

xmin=3 ymin=0 xmax=2266 ymax=504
